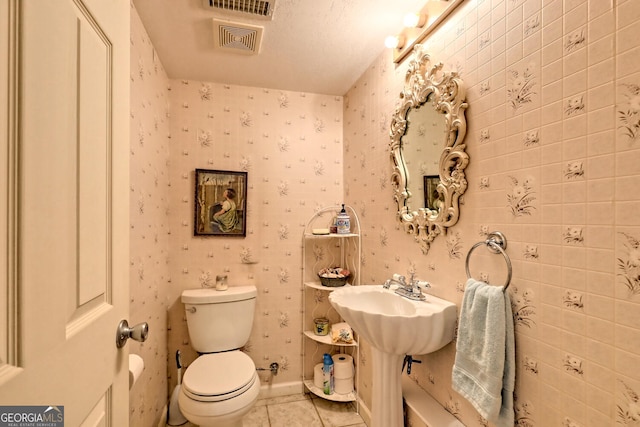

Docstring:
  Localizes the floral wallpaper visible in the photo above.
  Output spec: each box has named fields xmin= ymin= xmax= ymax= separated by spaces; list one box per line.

xmin=129 ymin=5 xmax=171 ymax=426
xmin=130 ymin=5 xmax=343 ymax=424
xmin=344 ymin=0 xmax=640 ymax=426
xmin=132 ymin=7 xmax=343 ymax=423
xmin=165 ymin=79 xmax=344 ymax=391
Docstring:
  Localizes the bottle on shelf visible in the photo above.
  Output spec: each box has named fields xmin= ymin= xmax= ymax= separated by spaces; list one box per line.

xmin=322 ymin=353 xmax=335 ymax=395
xmin=336 ymin=204 xmax=350 ymax=234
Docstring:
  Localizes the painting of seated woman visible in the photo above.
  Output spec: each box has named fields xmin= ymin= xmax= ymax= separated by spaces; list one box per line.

xmin=194 ymin=169 xmax=247 ymax=236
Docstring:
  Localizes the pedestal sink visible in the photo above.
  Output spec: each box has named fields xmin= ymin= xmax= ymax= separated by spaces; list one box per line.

xmin=329 ymin=285 xmax=457 ymax=427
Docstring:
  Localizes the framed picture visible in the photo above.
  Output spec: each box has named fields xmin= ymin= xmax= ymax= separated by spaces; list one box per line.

xmin=423 ymin=175 xmax=442 ymax=210
xmin=194 ymin=169 xmax=247 ymax=236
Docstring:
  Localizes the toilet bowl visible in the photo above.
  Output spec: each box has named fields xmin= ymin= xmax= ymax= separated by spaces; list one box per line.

xmin=178 ymin=286 xmax=260 ymax=427
xmin=178 ymin=352 xmax=260 ymax=427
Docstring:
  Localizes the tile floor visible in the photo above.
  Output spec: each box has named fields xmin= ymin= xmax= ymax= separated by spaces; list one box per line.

xmin=177 ymin=393 xmax=366 ymax=427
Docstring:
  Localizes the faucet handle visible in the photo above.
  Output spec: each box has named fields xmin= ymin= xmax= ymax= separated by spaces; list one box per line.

xmin=415 ymin=280 xmax=431 ymax=290
xmin=392 ymin=273 xmax=406 ymax=284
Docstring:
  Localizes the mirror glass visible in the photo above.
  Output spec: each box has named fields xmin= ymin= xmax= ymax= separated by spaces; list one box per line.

xmin=390 ymin=44 xmax=469 ymax=254
xmin=399 ymin=93 xmax=446 ymax=211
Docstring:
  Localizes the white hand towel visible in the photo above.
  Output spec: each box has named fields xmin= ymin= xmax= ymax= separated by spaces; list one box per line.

xmin=452 ymin=278 xmax=515 ymax=427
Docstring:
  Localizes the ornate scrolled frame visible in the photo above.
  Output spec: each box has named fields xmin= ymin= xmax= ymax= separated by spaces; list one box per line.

xmin=389 ymin=44 xmax=469 ymax=254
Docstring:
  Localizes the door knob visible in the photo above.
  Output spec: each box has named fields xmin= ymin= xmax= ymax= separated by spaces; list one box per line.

xmin=116 ymin=319 xmax=149 ymax=348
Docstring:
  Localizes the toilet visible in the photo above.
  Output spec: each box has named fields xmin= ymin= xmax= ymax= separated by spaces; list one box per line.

xmin=178 ymin=286 xmax=260 ymax=427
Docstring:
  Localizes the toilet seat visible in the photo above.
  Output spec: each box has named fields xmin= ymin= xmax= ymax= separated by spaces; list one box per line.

xmin=182 ymin=351 xmax=257 ymax=402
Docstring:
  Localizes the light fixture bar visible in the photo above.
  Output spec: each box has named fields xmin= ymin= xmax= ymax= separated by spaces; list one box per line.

xmin=390 ymin=0 xmax=465 ymax=64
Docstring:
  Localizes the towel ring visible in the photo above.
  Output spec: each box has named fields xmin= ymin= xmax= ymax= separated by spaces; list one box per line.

xmin=465 ymin=231 xmax=512 ymax=292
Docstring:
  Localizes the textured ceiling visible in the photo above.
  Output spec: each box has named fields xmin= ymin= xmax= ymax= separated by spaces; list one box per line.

xmin=132 ymin=0 xmax=427 ymax=95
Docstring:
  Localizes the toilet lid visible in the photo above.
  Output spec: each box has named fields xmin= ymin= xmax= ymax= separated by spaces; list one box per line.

xmin=183 ymin=351 xmax=256 ymax=399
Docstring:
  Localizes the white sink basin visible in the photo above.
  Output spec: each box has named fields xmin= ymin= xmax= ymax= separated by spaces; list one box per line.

xmin=329 ymin=285 xmax=457 ymax=427
xmin=328 ymin=285 xmax=457 ymax=355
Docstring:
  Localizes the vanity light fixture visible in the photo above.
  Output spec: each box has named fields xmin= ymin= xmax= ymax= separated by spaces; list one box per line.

xmin=386 ymin=0 xmax=465 ymax=64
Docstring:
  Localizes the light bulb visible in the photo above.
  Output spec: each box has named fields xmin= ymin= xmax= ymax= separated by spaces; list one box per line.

xmin=403 ymin=12 xmax=427 ymax=28
xmin=384 ymin=35 xmax=404 ymax=49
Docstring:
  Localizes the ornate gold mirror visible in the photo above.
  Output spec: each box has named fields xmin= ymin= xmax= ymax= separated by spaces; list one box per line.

xmin=390 ymin=44 xmax=469 ymax=254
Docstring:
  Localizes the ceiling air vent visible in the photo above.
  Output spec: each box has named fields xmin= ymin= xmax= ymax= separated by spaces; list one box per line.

xmin=203 ymin=0 xmax=275 ymax=19
xmin=212 ymin=19 xmax=263 ymax=55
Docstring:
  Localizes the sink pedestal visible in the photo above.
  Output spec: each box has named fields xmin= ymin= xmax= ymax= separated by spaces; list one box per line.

xmin=371 ymin=348 xmax=404 ymax=427
xmin=328 ymin=285 xmax=458 ymax=427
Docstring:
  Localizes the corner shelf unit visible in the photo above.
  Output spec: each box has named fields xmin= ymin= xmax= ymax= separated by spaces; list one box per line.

xmin=301 ymin=205 xmax=361 ymax=406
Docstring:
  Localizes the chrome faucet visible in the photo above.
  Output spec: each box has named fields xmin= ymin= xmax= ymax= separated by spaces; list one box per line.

xmin=382 ymin=274 xmax=406 ymax=289
xmin=383 ymin=273 xmax=431 ymax=301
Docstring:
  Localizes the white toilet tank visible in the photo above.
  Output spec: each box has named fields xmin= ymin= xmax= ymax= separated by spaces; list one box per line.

xmin=182 ymin=286 xmax=257 ymax=353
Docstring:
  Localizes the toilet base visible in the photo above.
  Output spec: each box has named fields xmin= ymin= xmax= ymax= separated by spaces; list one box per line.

xmin=179 ymin=403 xmax=254 ymax=427
xmin=178 ymin=373 xmax=260 ymax=427
xmin=180 ymin=411 xmax=243 ymax=427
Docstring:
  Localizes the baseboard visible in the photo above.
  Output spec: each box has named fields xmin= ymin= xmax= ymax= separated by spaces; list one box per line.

xmin=357 ymin=396 xmax=372 ymax=426
xmin=157 ymin=404 xmax=168 ymax=427
xmin=259 ymin=380 xmax=304 ymax=399
xmin=402 ymin=376 xmax=464 ymax=427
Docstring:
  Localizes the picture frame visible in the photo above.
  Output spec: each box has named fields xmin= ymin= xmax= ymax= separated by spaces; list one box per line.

xmin=423 ymin=175 xmax=442 ymax=211
xmin=194 ymin=169 xmax=247 ymax=236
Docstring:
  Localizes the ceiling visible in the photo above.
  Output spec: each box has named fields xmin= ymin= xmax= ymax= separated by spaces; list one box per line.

xmin=132 ymin=0 xmax=427 ymax=96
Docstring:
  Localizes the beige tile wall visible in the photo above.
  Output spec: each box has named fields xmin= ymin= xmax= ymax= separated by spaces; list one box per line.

xmin=344 ymin=0 xmax=640 ymax=425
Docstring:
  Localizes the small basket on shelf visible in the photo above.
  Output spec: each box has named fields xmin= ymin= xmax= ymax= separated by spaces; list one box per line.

xmin=318 ymin=267 xmax=351 ymax=287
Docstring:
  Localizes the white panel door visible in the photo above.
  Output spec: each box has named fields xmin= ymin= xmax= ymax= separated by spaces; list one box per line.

xmin=0 ymin=0 xmax=130 ymax=425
